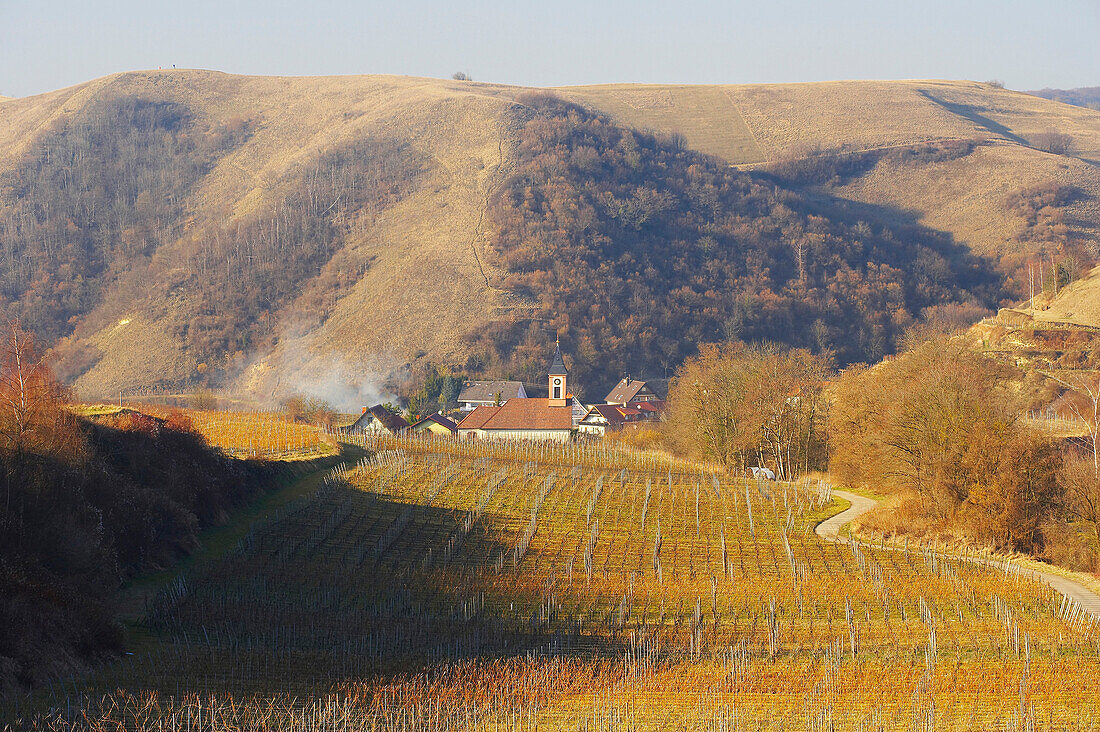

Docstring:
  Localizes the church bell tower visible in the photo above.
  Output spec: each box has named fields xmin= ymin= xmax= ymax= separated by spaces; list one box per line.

xmin=548 ymin=339 xmax=568 ymax=407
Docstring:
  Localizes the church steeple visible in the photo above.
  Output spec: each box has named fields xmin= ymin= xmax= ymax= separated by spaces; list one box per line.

xmin=548 ymin=339 xmax=568 ymax=407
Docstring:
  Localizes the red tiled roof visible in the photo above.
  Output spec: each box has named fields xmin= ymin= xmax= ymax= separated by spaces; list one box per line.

xmin=457 ymin=405 xmax=502 ymax=430
xmin=626 ymin=400 xmax=666 ymax=414
xmin=480 ymin=398 xmax=574 ymax=431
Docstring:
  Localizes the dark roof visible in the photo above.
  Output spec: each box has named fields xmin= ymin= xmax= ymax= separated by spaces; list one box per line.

xmin=355 ymin=405 xmax=408 ymax=432
xmin=548 ymin=341 xmax=568 ymax=376
xmin=457 ymin=405 xmax=502 ymax=430
xmin=580 ymin=404 xmax=637 ymax=426
xmin=410 ymin=412 xmax=458 ymax=433
xmin=479 ymin=398 xmax=574 ymax=431
xmin=605 ymin=378 xmax=652 ymax=405
xmin=458 ymin=380 xmax=525 ymax=403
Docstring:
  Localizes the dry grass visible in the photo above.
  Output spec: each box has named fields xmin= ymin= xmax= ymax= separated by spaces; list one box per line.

xmin=5 ymin=72 xmax=1100 ymax=399
xmin=70 ymin=314 xmax=194 ymax=398
xmin=560 ymin=84 xmax=766 ymax=163
xmin=568 ymin=80 xmax=1100 ymax=266
xmin=1033 ymin=264 xmax=1100 ymax=327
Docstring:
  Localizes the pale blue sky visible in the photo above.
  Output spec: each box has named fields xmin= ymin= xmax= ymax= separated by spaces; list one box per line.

xmin=2 ymin=0 xmax=1097 ymax=98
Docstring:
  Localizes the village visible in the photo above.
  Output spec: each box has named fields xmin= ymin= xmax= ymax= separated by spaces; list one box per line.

xmin=339 ymin=341 xmax=666 ymax=441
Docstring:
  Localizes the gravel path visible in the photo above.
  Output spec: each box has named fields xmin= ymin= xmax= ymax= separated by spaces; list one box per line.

xmin=817 ymin=488 xmax=1100 ymax=618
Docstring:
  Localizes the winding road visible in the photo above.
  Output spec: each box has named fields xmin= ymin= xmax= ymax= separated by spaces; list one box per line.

xmin=817 ymin=489 xmax=1100 ymax=619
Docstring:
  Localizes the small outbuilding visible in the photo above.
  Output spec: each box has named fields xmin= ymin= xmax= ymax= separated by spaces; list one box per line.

xmin=408 ymin=412 xmax=458 ymax=436
xmin=457 ymin=380 xmax=528 ymax=412
xmin=342 ymin=405 xmax=408 ymax=435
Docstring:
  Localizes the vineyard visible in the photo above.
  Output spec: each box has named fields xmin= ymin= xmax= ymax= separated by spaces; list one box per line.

xmin=135 ymin=406 xmax=332 ymax=459
xmin=8 ymin=434 xmax=1100 ymax=730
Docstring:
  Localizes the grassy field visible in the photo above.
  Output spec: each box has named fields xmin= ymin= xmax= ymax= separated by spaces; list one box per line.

xmin=1029 ymin=264 xmax=1100 ymax=329
xmin=9 ymin=434 xmax=1100 ymax=730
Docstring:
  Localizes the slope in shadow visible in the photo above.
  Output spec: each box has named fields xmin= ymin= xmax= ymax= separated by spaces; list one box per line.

xmin=916 ymin=89 xmax=1031 ymax=147
xmin=135 ymin=480 xmax=625 ymax=695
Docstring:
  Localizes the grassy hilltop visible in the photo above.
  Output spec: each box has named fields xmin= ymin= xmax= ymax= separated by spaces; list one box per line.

xmin=0 ymin=72 xmax=1097 ymax=400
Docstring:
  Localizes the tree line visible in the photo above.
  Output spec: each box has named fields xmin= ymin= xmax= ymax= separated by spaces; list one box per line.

xmin=660 ymin=336 xmax=1100 ymax=570
xmin=0 ymin=321 xmax=275 ymax=695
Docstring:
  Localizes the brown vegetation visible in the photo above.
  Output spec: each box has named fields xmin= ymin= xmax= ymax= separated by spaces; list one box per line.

xmin=830 ymin=340 xmax=1063 ymax=554
xmin=473 ymin=97 xmax=997 ymax=392
xmin=663 ymin=343 xmax=830 ymax=477
xmin=1 ymin=73 xmax=1099 ymax=399
xmin=1031 ymin=128 xmax=1074 ymax=156
xmin=0 ymin=321 xmax=275 ymax=693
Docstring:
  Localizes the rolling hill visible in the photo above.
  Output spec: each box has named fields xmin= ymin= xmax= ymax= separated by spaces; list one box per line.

xmin=1 ymin=71 xmax=1098 ymax=404
xmin=1027 ymin=86 xmax=1100 ymax=111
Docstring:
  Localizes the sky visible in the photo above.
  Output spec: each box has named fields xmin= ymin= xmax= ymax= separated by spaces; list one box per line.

xmin=1 ymin=0 xmax=1098 ymax=98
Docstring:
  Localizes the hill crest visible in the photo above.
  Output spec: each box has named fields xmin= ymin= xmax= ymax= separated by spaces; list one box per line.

xmin=1 ymin=71 xmax=1097 ymax=404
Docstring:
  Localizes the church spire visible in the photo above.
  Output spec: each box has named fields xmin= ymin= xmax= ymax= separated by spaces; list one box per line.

xmin=548 ymin=338 xmax=568 ymax=376
xmin=548 ymin=339 xmax=568 ymax=406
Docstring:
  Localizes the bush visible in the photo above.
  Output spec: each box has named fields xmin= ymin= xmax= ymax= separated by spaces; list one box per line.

xmin=1032 ymin=129 xmax=1073 ymax=155
xmin=191 ymin=388 xmax=218 ymax=411
xmin=830 ymin=339 xmax=1063 ymax=553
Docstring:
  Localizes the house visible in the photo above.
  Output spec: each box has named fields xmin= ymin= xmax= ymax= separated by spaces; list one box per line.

xmin=408 ymin=412 xmax=458 ymax=436
xmin=577 ymin=400 xmax=667 ymax=437
xmin=604 ymin=378 xmax=661 ymax=406
xmin=342 ymin=405 xmax=408 ymax=435
xmin=457 ymin=380 xmax=527 ymax=411
xmin=578 ymin=404 xmax=642 ymax=436
xmin=456 ymin=404 xmax=500 ymax=440
xmin=456 ymin=342 xmax=577 ymax=442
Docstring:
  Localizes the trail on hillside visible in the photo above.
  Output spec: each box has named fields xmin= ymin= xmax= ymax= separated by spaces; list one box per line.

xmin=818 ymin=488 xmax=1100 ymax=618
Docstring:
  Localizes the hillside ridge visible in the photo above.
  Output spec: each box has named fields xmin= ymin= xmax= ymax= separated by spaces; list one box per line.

xmin=1 ymin=71 xmax=1097 ymax=403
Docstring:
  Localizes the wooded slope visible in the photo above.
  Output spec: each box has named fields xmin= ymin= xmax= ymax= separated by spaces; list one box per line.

xmin=1 ymin=72 xmax=1096 ymax=401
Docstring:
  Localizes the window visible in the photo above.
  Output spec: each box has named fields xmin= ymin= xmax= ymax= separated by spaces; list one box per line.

xmin=554 ymin=386 xmax=561 ymax=399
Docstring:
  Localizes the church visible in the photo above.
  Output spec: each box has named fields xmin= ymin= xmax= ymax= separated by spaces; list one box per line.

xmin=456 ymin=342 xmax=581 ymax=442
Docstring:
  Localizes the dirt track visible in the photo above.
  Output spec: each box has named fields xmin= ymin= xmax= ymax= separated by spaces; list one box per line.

xmin=818 ymin=488 xmax=1100 ymax=618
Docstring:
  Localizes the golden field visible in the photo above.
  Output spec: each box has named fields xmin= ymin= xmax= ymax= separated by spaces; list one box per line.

xmin=11 ymin=436 xmax=1100 ymax=730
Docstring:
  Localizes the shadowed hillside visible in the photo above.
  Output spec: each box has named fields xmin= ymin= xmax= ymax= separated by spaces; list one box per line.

xmin=0 ymin=72 xmax=1097 ymax=401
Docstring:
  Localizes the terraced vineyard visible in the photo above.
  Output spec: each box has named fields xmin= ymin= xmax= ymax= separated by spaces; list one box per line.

xmin=10 ymin=435 xmax=1100 ymax=730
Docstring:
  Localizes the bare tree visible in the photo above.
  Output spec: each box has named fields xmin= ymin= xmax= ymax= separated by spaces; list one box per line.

xmin=0 ymin=320 xmax=81 ymax=520
xmin=1032 ymin=129 xmax=1074 ymax=155
xmin=1050 ymin=372 xmax=1100 ymax=476
xmin=0 ymin=320 xmax=72 ymax=457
